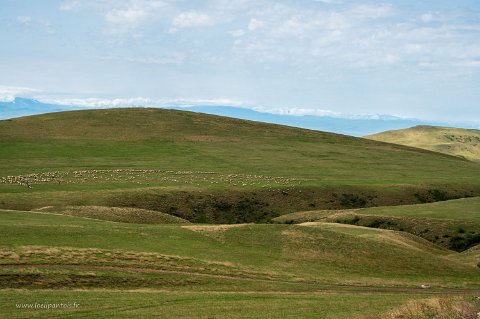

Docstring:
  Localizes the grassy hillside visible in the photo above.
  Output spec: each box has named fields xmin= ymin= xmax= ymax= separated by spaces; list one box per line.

xmin=275 ymin=197 xmax=480 ymax=223
xmin=1 ymin=108 xmax=480 ymax=222
xmin=273 ymin=198 xmax=480 ymax=251
xmin=1 ymin=209 xmax=479 ymax=317
xmin=1 ymin=209 xmax=479 ymax=287
xmin=366 ymin=125 xmax=480 ymax=162
xmin=357 ymin=197 xmax=480 ymax=222
xmin=35 ymin=206 xmax=189 ymax=224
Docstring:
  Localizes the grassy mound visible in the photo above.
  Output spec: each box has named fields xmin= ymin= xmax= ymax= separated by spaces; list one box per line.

xmin=1 ymin=209 xmax=479 ymax=289
xmin=273 ymin=198 xmax=480 ymax=251
xmin=35 ymin=206 xmax=189 ymax=224
xmin=366 ymin=125 xmax=480 ymax=162
xmin=356 ymin=197 xmax=480 ymax=222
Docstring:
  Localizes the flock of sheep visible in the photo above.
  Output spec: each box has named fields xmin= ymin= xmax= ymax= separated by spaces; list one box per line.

xmin=0 ymin=169 xmax=305 ymax=189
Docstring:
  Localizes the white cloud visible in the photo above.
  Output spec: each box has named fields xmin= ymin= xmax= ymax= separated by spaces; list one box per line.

xmin=0 ymin=86 xmax=410 ymax=121
xmin=30 ymin=95 xmax=401 ymax=120
xmin=348 ymin=4 xmax=394 ymax=19
xmin=98 ymin=53 xmax=185 ymax=65
xmin=313 ymin=0 xmax=342 ymax=3
xmin=172 ymin=11 xmax=213 ymax=29
xmin=41 ymin=97 xmax=153 ymax=108
xmin=37 ymin=97 xmax=244 ymax=108
xmin=16 ymin=15 xmax=53 ymax=33
xmin=56 ymin=0 xmax=480 ymax=75
xmin=105 ymin=7 xmax=147 ymax=25
xmin=454 ymin=60 xmax=480 ymax=68
xmin=248 ymin=106 xmax=406 ymax=120
xmin=60 ymin=0 xmax=81 ymax=11
xmin=229 ymin=29 xmax=245 ymax=38
xmin=167 ymin=98 xmax=244 ymax=107
xmin=420 ymin=13 xmax=433 ymax=23
xmin=248 ymin=18 xmax=264 ymax=31
xmin=16 ymin=16 xmax=32 ymax=24
xmin=60 ymin=0 xmax=170 ymax=34
xmin=224 ymin=2 xmax=480 ymax=73
xmin=255 ymin=106 xmax=341 ymax=117
xmin=0 ymin=85 xmax=40 ymax=102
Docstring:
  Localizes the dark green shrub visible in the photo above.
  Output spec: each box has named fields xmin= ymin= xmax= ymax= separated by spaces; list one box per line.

xmin=339 ymin=194 xmax=367 ymax=208
xmin=367 ymin=220 xmax=383 ymax=228
xmin=449 ymin=234 xmax=480 ymax=251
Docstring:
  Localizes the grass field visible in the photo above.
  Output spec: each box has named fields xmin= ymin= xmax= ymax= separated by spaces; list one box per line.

xmin=0 ymin=290 xmax=426 ymax=319
xmin=1 ymin=209 xmax=479 ymax=288
xmin=366 ymin=125 xmax=480 ymax=162
xmin=1 ymin=209 xmax=479 ymax=317
xmin=1 ymin=109 xmax=480 ymax=317
xmin=1 ymin=109 xmax=480 ymax=222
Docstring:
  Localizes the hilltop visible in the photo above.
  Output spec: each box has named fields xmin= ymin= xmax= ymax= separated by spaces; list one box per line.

xmin=366 ymin=125 xmax=480 ymax=162
xmin=1 ymin=108 xmax=480 ymax=222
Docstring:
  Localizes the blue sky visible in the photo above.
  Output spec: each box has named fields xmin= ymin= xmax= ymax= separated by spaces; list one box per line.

xmin=0 ymin=0 xmax=479 ymax=123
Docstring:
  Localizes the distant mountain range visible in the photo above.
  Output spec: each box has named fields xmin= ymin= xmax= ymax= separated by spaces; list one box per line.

xmin=0 ymin=98 xmax=71 ymax=119
xmin=0 ymin=97 xmax=467 ymax=136
xmin=177 ymin=105 xmax=447 ymax=136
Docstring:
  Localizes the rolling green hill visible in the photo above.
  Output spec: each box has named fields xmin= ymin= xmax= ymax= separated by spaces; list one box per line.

xmin=357 ymin=196 xmax=480 ymax=222
xmin=2 ymin=110 xmax=480 ymax=317
xmin=1 ymin=108 xmax=480 ymax=223
xmin=275 ymin=197 xmax=480 ymax=224
xmin=273 ymin=197 xmax=480 ymax=251
xmin=35 ymin=206 xmax=190 ymax=224
xmin=1 ymin=209 xmax=479 ymax=318
xmin=366 ymin=125 xmax=480 ymax=162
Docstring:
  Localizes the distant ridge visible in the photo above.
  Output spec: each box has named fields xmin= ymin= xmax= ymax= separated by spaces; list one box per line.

xmin=366 ymin=125 xmax=480 ymax=161
xmin=0 ymin=97 xmax=72 ymax=119
xmin=0 ymin=97 xmax=456 ymax=136
xmin=177 ymin=105 xmax=443 ymax=136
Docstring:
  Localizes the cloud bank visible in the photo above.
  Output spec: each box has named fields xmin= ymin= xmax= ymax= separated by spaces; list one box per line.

xmin=0 ymin=85 xmax=40 ymax=102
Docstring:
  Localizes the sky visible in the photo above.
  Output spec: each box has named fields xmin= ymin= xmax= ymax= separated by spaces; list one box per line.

xmin=0 ymin=0 xmax=479 ymax=123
